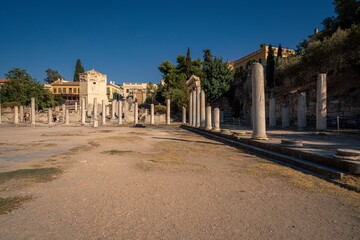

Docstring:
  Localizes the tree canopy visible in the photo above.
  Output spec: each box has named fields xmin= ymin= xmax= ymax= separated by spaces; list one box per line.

xmin=201 ymin=52 xmax=234 ymax=104
xmin=44 ymin=68 xmax=63 ymax=84
xmin=0 ymin=68 xmax=54 ymax=109
xmin=73 ymin=59 xmax=84 ymax=82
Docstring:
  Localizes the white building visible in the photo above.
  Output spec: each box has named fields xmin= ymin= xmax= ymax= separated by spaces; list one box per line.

xmin=79 ymin=69 xmax=108 ymax=107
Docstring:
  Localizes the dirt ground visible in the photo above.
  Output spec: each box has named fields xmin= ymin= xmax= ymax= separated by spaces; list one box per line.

xmin=0 ymin=125 xmax=359 ymax=239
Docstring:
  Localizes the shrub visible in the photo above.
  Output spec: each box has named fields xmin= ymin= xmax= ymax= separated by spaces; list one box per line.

xmin=154 ymin=105 xmax=166 ymax=114
xmin=1 ymin=102 xmax=21 ymax=108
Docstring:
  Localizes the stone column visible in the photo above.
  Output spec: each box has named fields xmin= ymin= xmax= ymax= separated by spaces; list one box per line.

xmin=213 ymin=107 xmax=220 ymax=132
xmin=316 ymin=74 xmax=327 ymax=130
xmin=62 ymin=104 xmax=66 ymax=123
xmin=93 ymin=98 xmax=98 ymax=128
xmin=189 ymin=91 xmax=193 ymax=126
xmin=114 ymin=100 xmax=118 ymax=117
xmin=106 ymin=106 xmax=110 ymax=116
xmin=118 ymin=101 xmax=123 ymax=125
xmin=65 ymin=109 xmax=70 ymax=125
xmin=134 ymin=102 xmax=138 ymax=124
xmin=48 ymin=108 xmax=53 ymax=124
xmin=251 ymin=63 xmax=267 ymax=140
xmin=282 ymin=106 xmax=290 ymax=128
xmin=206 ymin=106 xmax=212 ymax=130
xmin=102 ymin=100 xmax=106 ymax=125
xmin=19 ymin=106 xmax=24 ymax=122
xmin=192 ymin=90 xmax=196 ymax=127
xmin=111 ymin=100 xmax=116 ymax=120
xmin=298 ymin=92 xmax=306 ymax=129
xmin=269 ymin=98 xmax=276 ymax=127
xmin=150 ymin=104 xmax=155 ymax=125
xmin=14 ymin=106 xmax=19 ymax=124
xmin=196 ymin=87 xmax=201 ymax=127
xmin=182 ymin=107 xmax=186 ymax=124
xmin=200 ymin=90 xmax=206 ymax=128
xmin=75 ymin=102 xmax=78 ymax=111
xmin=166 ymin=99 xmax=171 ymax=125
xmin=31 ymin=97 xmax=36 ymax=125
xmin=81 ymin=98 xmax=86 ymax=125
xmin=124 ymin=101 xmax=128 ymax=116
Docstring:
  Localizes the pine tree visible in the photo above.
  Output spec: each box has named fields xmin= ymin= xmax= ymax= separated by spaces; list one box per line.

xmin=277 ymin=44 xmax=283 ymax=58
xmin=266 ymin=44 xmax=275 ymax=89
xmin=73 ymin=59 xmax=84 ymax=82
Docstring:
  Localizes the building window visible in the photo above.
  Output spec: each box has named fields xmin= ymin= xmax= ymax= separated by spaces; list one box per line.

xmin=259 ymin=58 xmax=262 ymax=63
xmin=54 ymin=88 xmax=57 ymax=93
xmin=63 ymin=88 xmax=66 ymax=93
xmin=69 ymin=88 xmax=72 ymax=94
xmin=59 ymin=88 xmax=62 ymax=94
xmin=126 ymin=89 xmax=129 ymax=93
xmin=73 ymin=88 xmax=76 ymax=94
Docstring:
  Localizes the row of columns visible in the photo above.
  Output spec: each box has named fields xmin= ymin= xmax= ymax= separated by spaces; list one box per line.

xmin=268 ymin=74 xmax=327 ymax=130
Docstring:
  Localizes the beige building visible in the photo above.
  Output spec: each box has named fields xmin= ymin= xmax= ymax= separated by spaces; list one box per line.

xmin=79 ymin=69 xmax=108 ymax=106
xmin=107 ymin=81 xmax=123 ymax=101
xmin=122 ymin=82 xmax=149 ymax=103
xmin=229 ymin=44 xmax=296 ymax=70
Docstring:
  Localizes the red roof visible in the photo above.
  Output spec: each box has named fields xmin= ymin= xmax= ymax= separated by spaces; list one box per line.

xmin=0 ymin=78 xmax=10 ymax=83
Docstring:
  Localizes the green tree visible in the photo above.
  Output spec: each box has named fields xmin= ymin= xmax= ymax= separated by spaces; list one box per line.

xmin=0 ymin=68 xmax=54 ymax=109
xmin=201 ymin=55 xmax=234 ymax=105
xmin=266 ymin=44 xmax=275 ymax=88
xmin=73 ymin=59 xmax=84 ymax=82
xmin=203 ymin=49 xmax=212 ymax=66
xmin=44 ymin=68 xmax=63 ymax=84
xmin=185 ymin=48 xmax=192 ymax=78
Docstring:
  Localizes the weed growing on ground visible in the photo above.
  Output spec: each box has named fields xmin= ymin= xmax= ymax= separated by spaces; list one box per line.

xmin=0 ymin=196 xmax=32 ymax=214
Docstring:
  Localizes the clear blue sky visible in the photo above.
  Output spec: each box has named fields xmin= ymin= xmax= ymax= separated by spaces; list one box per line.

xmin=0 ymin=0 xmax=334 ymax=84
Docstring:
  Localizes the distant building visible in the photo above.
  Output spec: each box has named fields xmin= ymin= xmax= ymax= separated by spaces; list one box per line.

xmin=122 ymin=82 xmax=149 ymax=103
xmin=79 ymin=69 xmax=108 ymax=107
xmin=229 ymin=44 xmax=296 ymax=70
xmin=0 ymin=78 xmax=10 ymax=89
xmin=49 ymin=79 xmax=80 ymax=104
xmin=107 ymin=81 xmax=123 ymax=101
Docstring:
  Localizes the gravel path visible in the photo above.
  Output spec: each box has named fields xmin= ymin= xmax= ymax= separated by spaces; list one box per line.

xmin=0 ymin=126 xmax=359 ymax=239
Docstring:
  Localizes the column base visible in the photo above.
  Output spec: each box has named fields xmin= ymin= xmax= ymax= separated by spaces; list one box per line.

xmin=212 ymin=128 xmax=221 ymax=132
xmin=251 ymin=135 xmax=268 ymax=140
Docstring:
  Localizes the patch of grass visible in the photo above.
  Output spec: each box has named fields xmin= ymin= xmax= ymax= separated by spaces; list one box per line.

xmin=0 ymin=167 xmax=63 ymax=184
xmin=0 ymin=196 xmax=32 ymax=214
xmin=102 ymin=150 xmax=134 ymax=155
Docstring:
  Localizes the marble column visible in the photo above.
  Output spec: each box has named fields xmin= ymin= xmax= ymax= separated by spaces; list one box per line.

xmin=111 ymin=100 xmax=116 ymax=120
xmin=251 ymin=63 xmax=267 ymax=140
xmin=150 ymin=104 xmax=154 ymax=125
xmin=316 ymin=74 xmax=327 ymax=130
xmin=182 ymin=107 xmax=186 ymax=124
xmin=298 ymin=92 xmax=306 ymax=129
xmin=81 ymin=98 xmax=86 ymax=125
xmin=166 ymin=99 xmax=170 ymax=125
xmin=206 ymin=106 xmax=212 ymax=130
xmin=48 ymin=108 xmax=52 ymax=124
xmin=65 ymin=109 xmax=70 ymax=125
xmin=269 ymin=98 xmax=276 ymax=127
xmin=134 ymin=102 xmax=138 ymax=124
xmin=75 ymin=102 xmax=78 ymax=111
xmin=31 ymin=97 xmax=36 ymax=125
xmin=14 ymin=106 xmax=19 ymax=124
xmin=118 ymin=100 xmax=123 ymax=125
xmin=213 ymin=107 xmax=220 ymax=132
xmin=62 ymin=104 xmax=66 ymax=123
xmin=106 ymin=106 xmax=110 ymax=116
xmin=19 ymin=106 xmax=24 ymax=122
xmin=282 ymin=106 xmax=290 ymax=128
xmin=193 ymin=90 xmax=197 ymax=127
xmin=124 ymin=101 xmax=128 ymax=117
xmin=93 ymin=98 xmax=98 ymax=128
xmin=189 ymin=91 xmax=193 ymax=126
xmin=196 ymin=87 xmax=201 ymax=127
xmin=102 ymin=100 xmax=106 ymax=125
xmin=200 ymin=90 xmax=205 ymax=128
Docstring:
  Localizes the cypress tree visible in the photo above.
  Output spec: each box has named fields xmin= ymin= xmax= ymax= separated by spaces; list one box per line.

xmin=266 ymin=44 xmax=275 ymax=89
xmin=185 ymin=48 xmax=192 ymax=78
xmin=277 ymin=44 xmax=283 ymax=58
xmin=203 ymin=49 xmax=213 ymax=65
xmin=73 ymin=59 xmax=84 ymax=82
